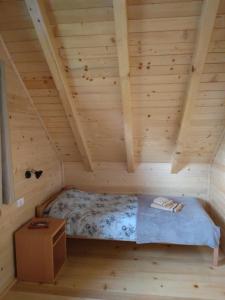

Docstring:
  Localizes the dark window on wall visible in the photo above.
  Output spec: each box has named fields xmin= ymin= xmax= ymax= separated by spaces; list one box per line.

xmin=0 ymin=62 xmax=15 ymax=204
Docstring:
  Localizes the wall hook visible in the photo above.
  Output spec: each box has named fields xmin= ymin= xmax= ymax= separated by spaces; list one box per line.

xmin=25 ymin=169 xmax=43 ymax=179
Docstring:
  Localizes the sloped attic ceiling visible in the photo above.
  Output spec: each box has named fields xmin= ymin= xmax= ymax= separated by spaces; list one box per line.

xmin=0 ymin=0 xmax=225 ymax=173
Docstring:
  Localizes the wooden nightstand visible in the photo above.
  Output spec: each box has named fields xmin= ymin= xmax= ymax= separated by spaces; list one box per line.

xmin=15 ymin=217 xmax=66 ymax=283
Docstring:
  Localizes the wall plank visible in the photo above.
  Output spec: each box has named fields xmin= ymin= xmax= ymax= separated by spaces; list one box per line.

xmin=2 ymin=0 xmax=225 ymax=165
xmin=210 ymin=134 xmax=225 ymax=251
xmin=64 ymin=162 xmax=209 ymax=199
xmin=0 ymin=41 xmax=62 ymax=294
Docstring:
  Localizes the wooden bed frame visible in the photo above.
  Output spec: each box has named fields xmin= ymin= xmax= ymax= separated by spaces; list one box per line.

xmin=36 ymin=187 xmax=219 ymax=267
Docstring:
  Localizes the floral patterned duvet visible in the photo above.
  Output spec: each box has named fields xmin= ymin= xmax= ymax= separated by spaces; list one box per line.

xmin=45 ymin=189 xmax=138 ymax=241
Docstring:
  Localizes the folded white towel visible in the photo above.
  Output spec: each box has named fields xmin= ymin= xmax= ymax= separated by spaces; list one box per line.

xmin=153 ymin=197 xmax=172 ymax=207
xmin=151 ymin=197 xmax=184 ymax=212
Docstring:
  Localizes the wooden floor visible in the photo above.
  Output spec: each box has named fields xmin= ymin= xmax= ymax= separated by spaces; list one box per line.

xmin=3 ymin=239 xmax=225 ymax=300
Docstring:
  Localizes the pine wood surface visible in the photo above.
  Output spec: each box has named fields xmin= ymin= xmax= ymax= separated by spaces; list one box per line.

xmin=1 ymin=0 xmax=225 ymax=165
xmin=1 ymin=0 xmax=225 ymax=298
xmin=3 ymin=239 xmax=225 ymax=300
xmin=210 ymin=134 xmax=225 ymax=253
xmin=0 ymin=34 xmax=62 ymax=295
xmin=64 ymin=162 xmax=210 ymax=199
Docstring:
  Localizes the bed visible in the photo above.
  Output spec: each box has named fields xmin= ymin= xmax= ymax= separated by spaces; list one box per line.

xmin=36 ymin=187 xmax=220 ymax=266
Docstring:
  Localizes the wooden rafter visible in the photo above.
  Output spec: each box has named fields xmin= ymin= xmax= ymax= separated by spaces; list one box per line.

xmin=113 ymin=0 xmax=135 ymax=172
xmin=171 ymin=0 xmax=220 ymax=173
xmin=25 ymin=0 xmax=93 ymax=171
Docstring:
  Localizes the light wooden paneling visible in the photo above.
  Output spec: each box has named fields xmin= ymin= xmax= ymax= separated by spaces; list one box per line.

xmin=1 ymin=0 xmax=225 ymax=166
xmin=210 ymin=134 xmax=225 ymax=251
xmin=0 ymin=39 xmax=62 ymax=295
xmin=128 ymin=0 xmax=223 ymax=164
xmin=171 ymin=0 xmax=220 ymax=173
xmin=113 ymin=0 xmax=135 ymax=172
xmin=64 ymin=162 xmax=209 ymax=199
xmin=25 ymin=0 xmax=93 ymax=171
xmin=0 ymin=1 xmax=82 ymax=163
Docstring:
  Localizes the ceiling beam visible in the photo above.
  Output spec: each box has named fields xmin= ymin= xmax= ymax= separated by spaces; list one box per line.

xmin=25 ymin=0 xmax=93 ymax=171
xmin=171 ymin=0 xmax=220 ymax=173
xmin=113 ymin=0 xmax=135 ymax=172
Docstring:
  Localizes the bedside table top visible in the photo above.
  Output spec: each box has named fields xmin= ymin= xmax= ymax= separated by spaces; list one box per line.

xmin=16 ymin=217 xmax=65 ymax=238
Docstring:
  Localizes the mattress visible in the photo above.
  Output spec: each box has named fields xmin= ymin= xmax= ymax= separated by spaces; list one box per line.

xmin=137 ymin=195 xmax=220 ymax=248
xmin=45 ymin=189 xmax=138 ymax=241
xmin=45 ymin=189 xmax=220 ymax=248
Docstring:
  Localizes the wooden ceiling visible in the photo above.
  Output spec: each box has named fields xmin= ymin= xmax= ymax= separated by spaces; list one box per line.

xmin=0 ymin=0 xmax=225 ymax=173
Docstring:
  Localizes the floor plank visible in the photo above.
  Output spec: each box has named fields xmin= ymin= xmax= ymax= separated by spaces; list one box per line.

xmin=3 ymin=239 xmax=225 ymax=300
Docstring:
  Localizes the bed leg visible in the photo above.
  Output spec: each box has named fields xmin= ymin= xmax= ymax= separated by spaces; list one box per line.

xmin=213 ymin=247 xmax=219 ymax=267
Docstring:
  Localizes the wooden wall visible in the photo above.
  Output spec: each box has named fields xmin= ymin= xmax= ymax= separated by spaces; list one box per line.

xmin=209 ymin=134 xmax=225 ymax=251
xmin=46 ymin=0 xmax=225 ymax=164
xmin=1 ymin=0 xmax=225 ymax=167
xmin=0 ymin=0 xmax=82 ymax=162
xmin=64 ymin=162 xmax=210 ymax=199
xmin=0 ymin=0 xmax=223 ymax=293
xmin=0 ymin=41 xmax=62 ymax=294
